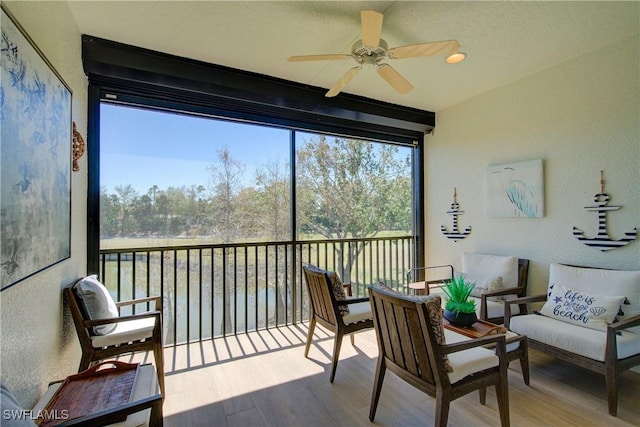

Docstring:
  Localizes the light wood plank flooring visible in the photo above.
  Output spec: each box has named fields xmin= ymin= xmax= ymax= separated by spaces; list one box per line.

xmin=126 ymin=324 xmax=640 ymax=426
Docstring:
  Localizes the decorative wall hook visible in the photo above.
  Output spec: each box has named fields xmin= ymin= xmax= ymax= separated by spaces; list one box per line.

xmin=72 ymin=121 xmax=85 ymax=172
xmin=572 ymin=171 xmax=637 ymax=251
xmin=441 ymin=188 xmax=471 ymax=241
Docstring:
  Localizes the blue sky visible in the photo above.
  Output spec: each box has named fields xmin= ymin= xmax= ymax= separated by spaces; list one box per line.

xmin=100 ymin=103 xmax=413 ymax=195
xmin=100 ymin=104 xmax=290 ymax=193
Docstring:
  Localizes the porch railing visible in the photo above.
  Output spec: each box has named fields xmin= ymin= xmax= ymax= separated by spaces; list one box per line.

xmin=99 ymin=236 xmax=415 ymax=346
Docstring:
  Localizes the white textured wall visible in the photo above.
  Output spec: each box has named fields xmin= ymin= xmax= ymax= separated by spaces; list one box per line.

xmin=0 ymin=1 xmax=87 ymax=407
xmin=425 ymin=34 xmax=639 ymax=297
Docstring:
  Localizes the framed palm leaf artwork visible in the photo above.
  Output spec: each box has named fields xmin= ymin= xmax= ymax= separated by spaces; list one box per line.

xmin=1 ymin=5 xmax=72 ymax=290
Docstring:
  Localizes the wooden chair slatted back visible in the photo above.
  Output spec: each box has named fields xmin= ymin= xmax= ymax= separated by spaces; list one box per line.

xmin=303 ymin=267 xmax=339 ymax=326
xmin=369 ymin=286 xmax=437 ymax=386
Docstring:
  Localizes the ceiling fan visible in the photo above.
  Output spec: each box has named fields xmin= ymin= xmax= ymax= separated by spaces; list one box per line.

xmin=288 ymin=10 xmax=467 ymax=97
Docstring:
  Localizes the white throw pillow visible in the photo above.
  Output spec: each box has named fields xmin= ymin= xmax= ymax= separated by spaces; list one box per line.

xmin=455 ymin=272 xmax=503 ymax=298
xmin=74 ymin=275 xmax=119 ymax=335
xmin=539 ymin=284 xmax=625 ymax=331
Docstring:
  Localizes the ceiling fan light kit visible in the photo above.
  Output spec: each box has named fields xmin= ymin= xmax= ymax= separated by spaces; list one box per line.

xmin=288 ymin=10 xmax=467 ymax=97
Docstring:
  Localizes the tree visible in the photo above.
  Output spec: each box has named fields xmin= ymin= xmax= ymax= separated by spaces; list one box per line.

xmin=296 ymin=135 xmax=411 ymax=283
xmin=255 ymin=158 xmax=290 ymax=241
xmin=206 ymin=147 xmax=247 ymax=334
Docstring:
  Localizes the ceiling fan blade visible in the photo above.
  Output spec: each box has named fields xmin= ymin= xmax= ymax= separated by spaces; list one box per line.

xmin=326 ymin=67 xmax=360 ymax=97
xmin=377 ymin=64 xmax=413 ymax=94
xmin=361 ymin=10 xmax=383 ymax=48
xmin=387 ymin=40 xmax=461 ymax=59
xmin=288 ymin=54 xmax=352 ymax=62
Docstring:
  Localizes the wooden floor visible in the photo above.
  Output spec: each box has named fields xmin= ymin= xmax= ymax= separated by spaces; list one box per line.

xmin=126 ymin=324 xmax=640 ymax=426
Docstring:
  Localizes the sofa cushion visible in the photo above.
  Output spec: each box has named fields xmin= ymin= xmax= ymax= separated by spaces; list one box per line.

xmin=74 ymin=275 xmax=119 ymax=335
xmin=539 ymin=284 xmax=625 ymax=331
xmin=462 ymin=253 xmax=518 ymax=289
xmin=548 ymin=264 xmax=640 ymax=334
xmin=510 ymin=314 xmax=640 ymax=362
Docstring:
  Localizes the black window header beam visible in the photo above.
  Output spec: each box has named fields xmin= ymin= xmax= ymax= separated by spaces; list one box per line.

xmin=81 ymin=35 xmax=434 ymax=143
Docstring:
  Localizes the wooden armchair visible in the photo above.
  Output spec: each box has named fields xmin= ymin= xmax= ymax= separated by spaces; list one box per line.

xmin=302 ymin=265 xmax=374 ymax=382
xmin=407 ymin=257 xmax=529 ymax=324
xmin=368 ymin=285 xmax=510 ymax=427
xmin=64 ymin=277 xmax=165 ymax=395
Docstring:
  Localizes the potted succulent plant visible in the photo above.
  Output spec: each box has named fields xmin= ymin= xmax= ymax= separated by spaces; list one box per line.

xmin=442 ymin=275 xmax=478 ymax=326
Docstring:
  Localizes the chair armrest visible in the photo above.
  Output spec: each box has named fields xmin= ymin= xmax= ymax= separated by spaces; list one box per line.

xmin=503 ymin=294 xmax=547 ymax=305
xmin=478 ymin=286 xmax=526 ymax=320
xmin=84 ymin=310 xmax=161 ymax=327
xmin=343 ymin=297 xmax=369 ymax=304
xmin=504 ymin=294 xmax=547 ymax=329
xmin=441 ymin=334 xmax=506 ymax=354
xmin=116 ymin=296 xmax=162 ymax=311
xmin=608 ymin=313 xmax=640 ymax=332
xmin=605 ymin=313 xmax=640 ymax=363
xmin=57 ymin=393 xmax=163 ymax=427
xmin=480 ymin=286 xmax=525 ymax=298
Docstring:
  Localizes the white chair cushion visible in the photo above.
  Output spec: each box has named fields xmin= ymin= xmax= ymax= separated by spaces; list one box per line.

xmin=548 ymin=263 xmax=640 ymax=335
xmin=74 ymin=275 xmax=119 ymax=335
xmin=510 ymin=314 xmax=640 ymax=362
xmin=444 ymin=330 xmax=499 ymax=384
xmin=31 ymin=365 xmax=158 ymax=427
xmin=462 ymin=253 xmax=518 ymax=289
xmin=91 ymin=317 xmax=156 ymax=348
xmin=342 ymin=301 xmax=371 ymax=325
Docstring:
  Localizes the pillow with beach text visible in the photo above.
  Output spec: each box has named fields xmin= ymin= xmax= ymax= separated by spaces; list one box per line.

xmin=539 ymin=284 xmax=625 ymax=331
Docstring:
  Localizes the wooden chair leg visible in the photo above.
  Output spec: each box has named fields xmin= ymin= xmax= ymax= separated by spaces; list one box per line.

xmin=329 ymin=331 xmax=344 ymax=383
xmin=435 ymin=391 xmax=451 ymax=427
xmin=153 ymin=342 xmax=165 ymax=396
xmin=304 ymin=318 xmax=316 ymax=358
xmin=350 ymin=332 xmax=355 ymax=345
xmin=79 ymin=353 xmax=93 ymax=372
xmin=606 ymin=368 xmax=618 ymax=416
xmin=479 ymin=387 xmax=486 ymax=405
xmin=369 ymin=356 xmax=386 ymax=421
xmin=496 ymin=377 xmax=510 ymax=427
xmin=519 ymin=342 xmax=530 ymax=386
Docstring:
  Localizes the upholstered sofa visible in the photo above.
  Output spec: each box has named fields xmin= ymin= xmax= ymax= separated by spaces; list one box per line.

xmin=504 ymin=263 xmax=640 ymax=416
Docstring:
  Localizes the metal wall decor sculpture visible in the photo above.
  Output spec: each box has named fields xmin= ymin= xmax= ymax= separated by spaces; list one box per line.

xmin=441 ymin=188 xmax=471 ymax=241
xmin=572 ymin=171 xmax=637 ymax=252
xmin=1 ymin=5 xmax=72 ymax=290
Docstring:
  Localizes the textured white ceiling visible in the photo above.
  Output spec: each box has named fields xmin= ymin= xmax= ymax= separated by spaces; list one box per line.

xmin=67 ymin=1 xmax=639 ymax=112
